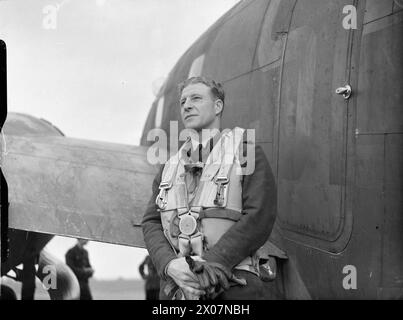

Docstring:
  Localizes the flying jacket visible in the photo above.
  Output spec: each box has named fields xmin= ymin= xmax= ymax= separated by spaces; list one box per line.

xmin=142 ymin=129 xmax=279 ymax=281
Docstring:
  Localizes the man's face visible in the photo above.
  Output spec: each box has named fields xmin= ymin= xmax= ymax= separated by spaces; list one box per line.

xmin=180 ymin=83 xmax=219 ymax=131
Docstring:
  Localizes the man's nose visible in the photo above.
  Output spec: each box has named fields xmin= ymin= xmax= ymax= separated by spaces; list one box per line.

xmin=183 ymin=99 xmax=193 ymax=110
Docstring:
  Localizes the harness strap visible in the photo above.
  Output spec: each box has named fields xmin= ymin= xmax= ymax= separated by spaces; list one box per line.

xmin=178 ymin=232 xmax=203 ymax=256
xmin=156 ymin=139 xmax=191 ymax=210
xmin=198 ymin=208 xmax=243 ymax=221
xmin=213 ymin=128 xmax=245 ymax=207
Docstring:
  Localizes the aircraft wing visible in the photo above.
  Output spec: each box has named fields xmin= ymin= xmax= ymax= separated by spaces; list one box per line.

xmin=1 ymin=114 xmax=159 ymax=248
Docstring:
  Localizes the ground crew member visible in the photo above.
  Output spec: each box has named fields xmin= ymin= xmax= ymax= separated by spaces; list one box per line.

xmin=65 ymin=238 xmax=94 ymax=300
xmin=139 ymin=255 xmax=160 ymax=300
xmin=142 ymin=76 xmax=279 ymax=300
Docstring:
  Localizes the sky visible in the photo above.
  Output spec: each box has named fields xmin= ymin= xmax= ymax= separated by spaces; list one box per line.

xmin=0 ymin=0 xmax=239 ymax=280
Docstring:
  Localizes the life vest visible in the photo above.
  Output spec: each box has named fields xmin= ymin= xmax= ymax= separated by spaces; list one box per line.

xmin=156 ymin=127 xmax=260 ymax=274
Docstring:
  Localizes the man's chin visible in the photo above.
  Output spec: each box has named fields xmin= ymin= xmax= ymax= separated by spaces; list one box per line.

xmin=184 ymin=122 xmax=202 ymax=131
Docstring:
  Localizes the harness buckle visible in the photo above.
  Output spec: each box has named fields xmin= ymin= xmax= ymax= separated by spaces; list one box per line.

xmin=178 ymin=215 xmax=197 ymax=236
xmin=215 ymin=176 xmax=229 ymax=184
xmin=214 ymin=176 xmax=229 ymax=206
xmin=156 ymin=182 xmax=171 ymax=210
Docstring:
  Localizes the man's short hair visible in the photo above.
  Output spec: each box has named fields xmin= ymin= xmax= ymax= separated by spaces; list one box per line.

xmin=178 ymin=76 xmax=225 ymax=107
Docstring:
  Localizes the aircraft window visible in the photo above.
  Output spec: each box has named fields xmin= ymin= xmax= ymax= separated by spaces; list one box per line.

xmin=255 ymin=0 xmax=284 ymax=69
xmin=188 ymin=54 xmax=205 ymax=78
xmin=363 ymin=0 xmax=394 ymax=24
xmin=154 ymin=97 xmax=164 ymax=128
xmin=203 ymin=0 xmax=269 ymax=81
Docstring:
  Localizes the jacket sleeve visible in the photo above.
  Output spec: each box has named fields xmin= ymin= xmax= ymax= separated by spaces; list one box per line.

xmin=141 ymin=165 xmax=178 ymax=280
xmin=202 ymin=141 xmax=277 ymax=270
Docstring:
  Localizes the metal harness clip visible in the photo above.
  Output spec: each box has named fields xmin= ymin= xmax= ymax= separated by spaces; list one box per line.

xmin=214 ymin=176 xmax=229 ymax=206
xmin=156 ymin=182 xmax=171 ymax=210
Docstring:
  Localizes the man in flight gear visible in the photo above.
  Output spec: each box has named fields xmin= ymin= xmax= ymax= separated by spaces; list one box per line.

xmin=142 ymin=76 xmax=283 ymax=300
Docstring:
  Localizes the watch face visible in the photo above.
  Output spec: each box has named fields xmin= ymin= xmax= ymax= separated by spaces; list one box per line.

xmin=179 ymin=215 xmax=197 ymax=236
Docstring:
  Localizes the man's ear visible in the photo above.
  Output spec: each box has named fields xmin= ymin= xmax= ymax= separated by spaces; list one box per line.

xmin=215 ymin=99 xmax=223 ymax=116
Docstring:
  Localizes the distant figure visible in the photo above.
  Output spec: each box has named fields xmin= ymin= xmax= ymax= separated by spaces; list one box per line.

xmin=139 ymin=255 xmax=160 ymax=300
xmin=65 ymin=239 xmax=94 ymax=300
